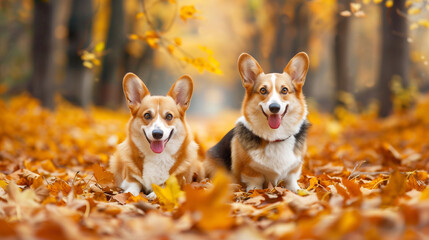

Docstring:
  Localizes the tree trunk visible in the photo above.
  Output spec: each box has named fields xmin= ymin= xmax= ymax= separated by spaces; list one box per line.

xmin=268 ymin=1 xmax=309 ymax=73
xmin=292 ymin=2 xmax=312 ymax=99
xmin=95 ymin=0 xmax=125 ymax=107
xmin=268 ymin=0 xmax=293 ymax=72
xmin=29 ymin=0 xmax=56 ymax=109
xmin=291 ymin=2 xmax=310 ymax=55
xmin=334 ymin=0 xmax=352 ymax=108
xmin=63 ymin=0 xmax=93 ymax=107
xmin=377 ymin=0 xmax=409 ymax=117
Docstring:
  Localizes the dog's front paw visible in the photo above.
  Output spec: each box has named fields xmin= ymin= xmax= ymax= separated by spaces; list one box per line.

xmin=146 ymin=192 xmax=157 ymax=200
xmin=246 ymin=185 xmax=261 ymax=192
xmin=121 ymin=180 xmax=142 ymax=196
xmin=124 ymin=187 xmax=141 ymax=196
xmin=242 ymin=175 xmax=264 ymax=192
xmin=286 ymin=182 xmax=301 ymax=193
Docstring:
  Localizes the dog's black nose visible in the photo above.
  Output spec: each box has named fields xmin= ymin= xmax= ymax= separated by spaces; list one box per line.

xmin=152 ymin=129 xmax=164 ymax=140
xmin=269 ymin=103 xmax=281 ymax=113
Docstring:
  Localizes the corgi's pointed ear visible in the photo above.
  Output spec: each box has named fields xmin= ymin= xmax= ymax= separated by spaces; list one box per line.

xmin=284 ymin=52 xmax=309 ymax=89
xmin=168 ymin=75 xmax=193 ymax=112
xmin=123 ymin=72 xmax=149 ymax=113
xmin=238 ymin=53 xmax=263 ymax=88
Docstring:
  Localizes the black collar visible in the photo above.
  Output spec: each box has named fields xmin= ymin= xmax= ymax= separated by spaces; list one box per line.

xmin=234 ymin=120 xmax=310 ymax=149
xmin=234 ymin=123 xmax=289 ymax=147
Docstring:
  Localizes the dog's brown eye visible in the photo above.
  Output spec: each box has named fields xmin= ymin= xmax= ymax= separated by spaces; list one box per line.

xmin=144 ymin=113 xmax=152 ymax=120
xmin=165 ymin=113 xmax=173 ymax=121
xmin=281 ymin=87 xmax=288 ymax=94
xmin=260 ymin=87 xmax=267 ymax=95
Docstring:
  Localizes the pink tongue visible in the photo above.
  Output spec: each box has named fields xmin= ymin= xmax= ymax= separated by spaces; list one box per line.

xmin=268 ymin=114 xmax=281 ymax=129
xmin=150 ymin=141 xmax=165 ymax=153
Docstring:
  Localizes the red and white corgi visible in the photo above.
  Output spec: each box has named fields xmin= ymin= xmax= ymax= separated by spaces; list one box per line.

xmin=205 ymin=52 xmax=310 ymax=192
xmin=110 ymin=73 xmax=202 ymax=197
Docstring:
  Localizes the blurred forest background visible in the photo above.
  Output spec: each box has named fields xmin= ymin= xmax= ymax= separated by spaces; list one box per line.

xmin=0 ymin=0 xmax=428 ymax=117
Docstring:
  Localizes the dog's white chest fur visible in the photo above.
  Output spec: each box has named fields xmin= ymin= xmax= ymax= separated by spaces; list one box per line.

xmin=141 ymin=152 xmax=175 ymax=191
xmin=248 ymin=137 xmax=301 ymax=184
xmin=235 ymin=116 xmax=303 ymax=191
xmin=129 ymin=126 xmax=184 ymax=193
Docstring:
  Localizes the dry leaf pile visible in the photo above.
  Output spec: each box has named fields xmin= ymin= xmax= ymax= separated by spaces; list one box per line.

xmin=1 ymin=93 xmax=429 ymax=239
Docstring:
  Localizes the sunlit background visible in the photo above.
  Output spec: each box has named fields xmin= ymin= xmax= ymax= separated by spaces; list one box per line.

xmin=0 ymin=0 xmax=428 ymax=117
xmin=1 ymin=2 xmax=429 ymax=237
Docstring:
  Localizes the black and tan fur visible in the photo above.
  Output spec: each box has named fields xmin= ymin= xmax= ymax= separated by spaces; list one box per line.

xmin=205 ymin=52 xmax=310 ymax=192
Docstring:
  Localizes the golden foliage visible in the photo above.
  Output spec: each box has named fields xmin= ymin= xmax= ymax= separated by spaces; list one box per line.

xmin=408 ymin=7 xmax=421 ymax=15
xmin=0 ymin=94 xmax=429 ymax=238
xmin=152 ymin=175 xmax=184 ymax=211
xmin=410 ymin=19 xmax=429 ymax=30
xmin=127 ymin=1 xmax=222 ymax=75
xmin=181 ymin=46 xmax=223 ymax=74
xmin=385 ymin=0 xmax=393 ymax=7
xmin=179 ymin=5 xmax=199 ymax=22
xmin=92 ymin=164 xmax=114 ymax=186
xmin=81 ymin=42 xmax=105 ymax=69
xmin=182 ymin=171 xmax=234 ymax=231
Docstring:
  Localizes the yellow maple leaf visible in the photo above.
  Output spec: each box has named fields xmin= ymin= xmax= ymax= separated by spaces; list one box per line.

xmin=81 ymin=51 xmax=96 ymax=61
xmin=83 ymin=61 xmax=93 ymax=69
xmin=95 ymin=42 xmax=105 ymax=53
xmin=180 ymin=5 xmax=198 ymax=22
xmin=297 ymin=189 xmax=310 ymax=196
xmin=167 ymin=45 xmax=175 ymax=54
xmin=174 ymin=37 xmax=182 ymax=46
xmin=152 ymin=175 xmax=184 ymax=211
xmin=145 ymin=30 xmax=160 ymax=49
xmin=408 ymin=7 xmax=421 ymax=15
xmin=146 ymin=38 xmax=159 ymax=49
xmin=418 ymin=19 xmax=429 ymax=28
xmin=180 ymin=46 xmax=222 ymax=74
xmin=0 ymin=180 xmax=7 ymax=189
xmin=385 ymin=0 xmax=393 ymax=8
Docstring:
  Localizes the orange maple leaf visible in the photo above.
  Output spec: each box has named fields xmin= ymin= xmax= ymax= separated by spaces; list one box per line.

xmin=182 ymin=171 xmax=234 ymax=231
xmin=92 ymin=164 xmax=115 ymax=185
xmin=381 ymin=170 xmax=407 ymax=207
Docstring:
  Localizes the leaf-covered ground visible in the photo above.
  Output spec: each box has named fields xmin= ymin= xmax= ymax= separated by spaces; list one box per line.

xmin=1 ymin=94 xmax=429 ymax=239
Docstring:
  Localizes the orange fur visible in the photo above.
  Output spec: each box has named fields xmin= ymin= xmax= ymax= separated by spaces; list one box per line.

xmin=109 ymin=73 xmax=202 ymax=195
xmin=206 ymin=52 xmax=310 ymax=192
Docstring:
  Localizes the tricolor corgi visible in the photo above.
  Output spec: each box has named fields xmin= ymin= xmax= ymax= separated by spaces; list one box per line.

xmin=110 ymin=73 xmax=202 ymax=197
xmin=205 ymin=52 xmax=310 ymax=192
